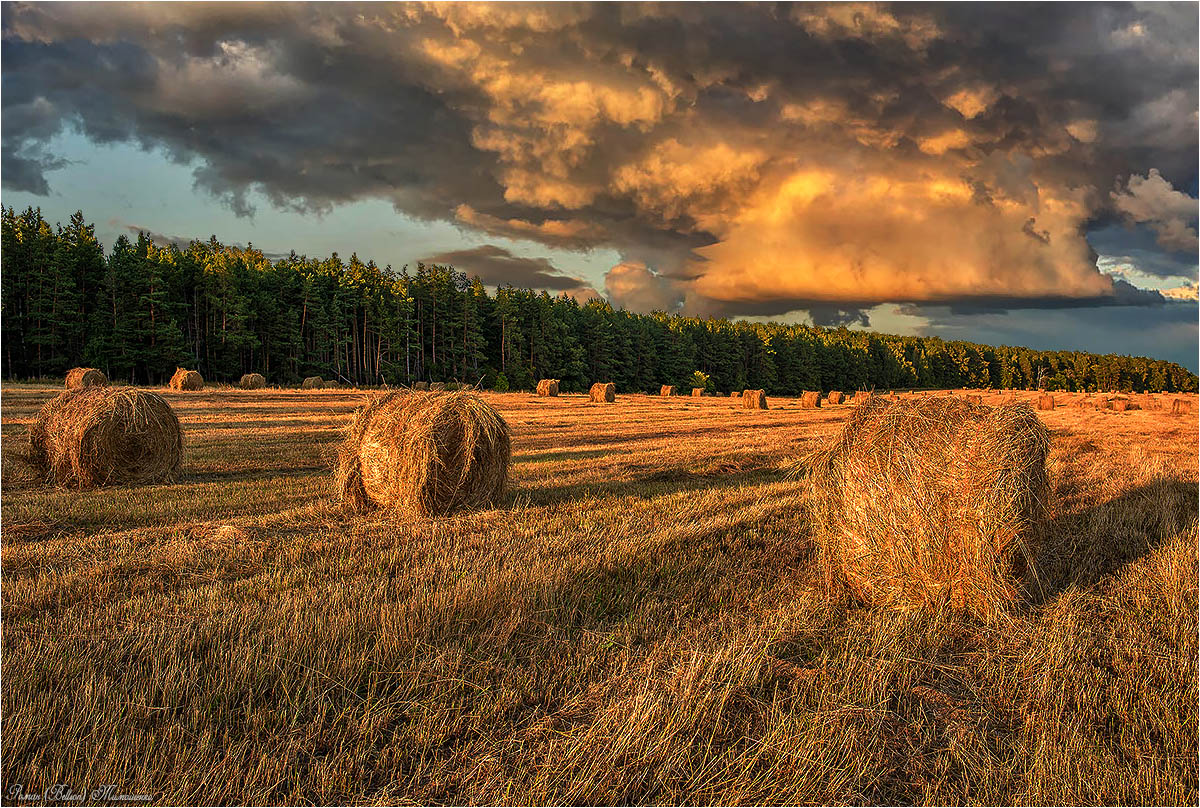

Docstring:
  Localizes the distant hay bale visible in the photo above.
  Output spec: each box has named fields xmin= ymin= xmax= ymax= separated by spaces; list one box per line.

xmin=742 ymin=389 xmax=768 ymax=410
xmin=589 ymin=382 xmax=616 ymax=403
xmin=414 ymin=382 xmax=429 ymax=391
xmin=429 ymin=382 xmax=446 ymax=392
xmin=536 ymin=379 xmax=560 ymax=397
xmin=65 ymin=367 xmax=108 ymax=389
xmin=799 ymin=391 xmax=822 ymax=408
xmin=1112 ymin=397 xmax=1139 ymax=412
xmin=692 ymin=387 xmax=705 ymax=397
xmin=1172 ymin=398 xmax=1193 ymax=415
xmin=169 ymin=367 xmax=204 ymax=391
xmin=239 ymin=373 xmax=266 ymax=390
xmin=302 ymin=376 xmax=325 ymax=390
xmin=27 ymin=387 xmax=183 ymax=488
xmin=1037 ymin=395 xmax=1055 ymax=411
xmin=827 ymin=391 xmax=844 ymax=404
xmin=660 ymin=385 xmax=676 ymax=396
xmin=805 ymin=396 xmax=1050 ymax=620
xmin=1141 ymin=395 xmax=1163 ymax=411
xmin=325 ymin=380 xmax=342 ymax=389
xmin=335 ymin=390 xmax=510 ymax=517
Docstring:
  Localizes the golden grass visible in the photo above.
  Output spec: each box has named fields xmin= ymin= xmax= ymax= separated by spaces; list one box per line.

xmin=1 ymin=384 xmax=1197 ymax=804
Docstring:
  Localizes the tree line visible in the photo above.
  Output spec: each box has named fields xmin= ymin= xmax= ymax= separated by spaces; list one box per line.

xmin=3 ymin=206 xmax=1196 ymax=395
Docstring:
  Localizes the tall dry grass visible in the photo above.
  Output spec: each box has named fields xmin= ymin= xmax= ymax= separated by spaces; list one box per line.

xmin=1 ymin=385 xmax=1196 ymax=804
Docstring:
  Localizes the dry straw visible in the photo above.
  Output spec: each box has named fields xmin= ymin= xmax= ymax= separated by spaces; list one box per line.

xmin=827 ymin=391 xmax=844 ymax=404
xmin=536 ymin=379 xmax=560 ymax=397
xmin=1037 ymin=394 xmax=1055 ymax=410
xmin=27 ymin=387 xmax=183 ymax=488
xmin=589 ymin=382 xmax=616 ymax=403
xmin=742 ymin=389 xmax=768 ymax=410
xmin=302 ymin=376 xmax=325 ymax=390
xmin=414 ymin=382 xmax=429 ymax=391
xmin=1172 ymin=398 xmax=1192 ymax=415
xmin=799 ymin=391 xmax=822 ymax=408
xmin=660 ymin=385 xmax=676 ymax=396
xmin=65 ymin=367 xmax=108 ymax=389
xmin=804 ymin=396 xmax=1050 ymax=621
xmin=429 ymin=382 xmax=446 ymax=392
xmin=335 ymin=390 xmax=510 ymax=517
xmin=169 ymin=367 xmax=204 ymax=391
xmin=692 ymin=387 xmax=704 ymax=397
xmin=239 ymin=373 xmax=266 ymax=390
xmin=966 ymin=394 xmax=983 ymax=405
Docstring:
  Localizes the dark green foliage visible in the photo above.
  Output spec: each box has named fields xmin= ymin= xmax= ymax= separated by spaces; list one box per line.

xmin=2 ymin=207 xmax=1195 ymax=394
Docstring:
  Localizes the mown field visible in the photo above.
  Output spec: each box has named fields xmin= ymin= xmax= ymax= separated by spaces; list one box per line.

xmin=2 ymin=384 xmax=1197 ymax=805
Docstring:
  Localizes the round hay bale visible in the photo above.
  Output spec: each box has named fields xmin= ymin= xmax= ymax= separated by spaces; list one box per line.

xmin=660 ymin=385 xmax=676 ymax=396
xmin=1171 ymin=398 xmax=1193 ymax=415
xmin=1112 ymin=397 xmax=1138 ymax=412
xmin=589 ymin=382 xmax=615 ymax=403
xmin=691 ymin=387 xmax=705 ymax=397
xmin=742 ymin=389 xmax=768 ymax=410
xmin=302 ymin=376 xmax=325 ymax=390
xmin=239 ymin=373 xmax=266 ymax=390
xmin=799 ymin=391 xmax=822 ymax=408
xmin=335 ymin=390 xmax=510 ymax=517
xmin=536 ymin=379 xmax=560 ymax=397
xmin=65 ymin=367 xmax=108 ymax=389
xmin=827 ymin=391 xmax=844 ymax=405
xmin=429 ymin=382 xmax=446 ymax=392
xmin=414 ymin=382 xmax=429 ymax=391
xmin=27 ymin=387 xmax=183 ymax=488
xmin=805 ymin=396 xmax=1050 ymax=620
xmin=169 ymin=367 xmax=204 ymax=391
xmin=1036 ymin=395 xmax=1055 ymax=410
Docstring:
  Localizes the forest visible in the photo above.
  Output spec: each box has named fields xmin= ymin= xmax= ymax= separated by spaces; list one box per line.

xmin=2 ymin=206 xmax=1196 ymax=395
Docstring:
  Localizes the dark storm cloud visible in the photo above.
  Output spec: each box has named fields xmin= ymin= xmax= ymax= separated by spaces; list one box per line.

xmin=421 ymin=244 xmax=587 ymax=291
xmin=2 ymin=1 xmax=1196 ymax=317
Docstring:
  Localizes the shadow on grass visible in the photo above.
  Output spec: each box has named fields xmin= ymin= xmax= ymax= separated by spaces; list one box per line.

xmin=1033 ymin=475 xmax=1199 ymax=600
xmin=511 ymin=465 xmax=785 ymax=508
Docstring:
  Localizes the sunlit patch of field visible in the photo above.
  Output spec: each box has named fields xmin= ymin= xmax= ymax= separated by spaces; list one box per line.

xmin=2 ymin=384 xmax=1197 ymax=804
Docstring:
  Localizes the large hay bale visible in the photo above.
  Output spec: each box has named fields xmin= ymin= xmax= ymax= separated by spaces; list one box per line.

xmin=1172 ymin=398 xmax=1193 ymax=415
xmin=1037 ymin=395 xmax=1055 ymax=411
xmin=692 ymin=387 xmax=705 ymax=397
xmin=27 ymin=387 xmax=183 ymax=488
xmin=335 ymin=390 xmax=510 ymax=517
xmin=169 ymin=367 xmax=204 ymax=391
xmin=429 ymin=382 xmax=446 ymax=392
xmin=799 ymin=391 xmax=822 ymax=408
xmin=301 ymin=376 xmax=324 ymax=390
xmin=827 ymin=391 xmax=844 ymax=405
xmin=589 ymin=382 xmax=616 ymax=403
xmin=239 ymin=373 xmax=266 ymax=390
xmin=742 ymin=389 xmax=768 ymax=410
xmin=536 ymin=379 xmax=560 ymax=397
xmin=806 ymin=396 xmax=1050 ymax=620
xmin=65 ymin=367 xmax=108 ymax=389
xmin=660 ymin=385 xmax=676 ymax=396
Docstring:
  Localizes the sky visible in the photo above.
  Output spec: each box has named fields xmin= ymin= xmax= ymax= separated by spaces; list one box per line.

xmin=3 ymin=2 xmax=1197 ymax=370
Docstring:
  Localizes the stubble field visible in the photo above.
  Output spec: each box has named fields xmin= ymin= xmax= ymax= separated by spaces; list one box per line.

xmin=2 ymin=384 xmax=1197 ymax=805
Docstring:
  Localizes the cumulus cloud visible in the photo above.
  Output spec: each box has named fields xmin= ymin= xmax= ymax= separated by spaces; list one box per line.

xmin=2 ymin=1 xmax=1196 ymax=317
xmin=1111 ymin=169 xmax=1199 ymax=252
xmin=420 ymin=244 xmax=588 ymax=291
xmin=604 ymin=261 xmax=685 ymax=313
